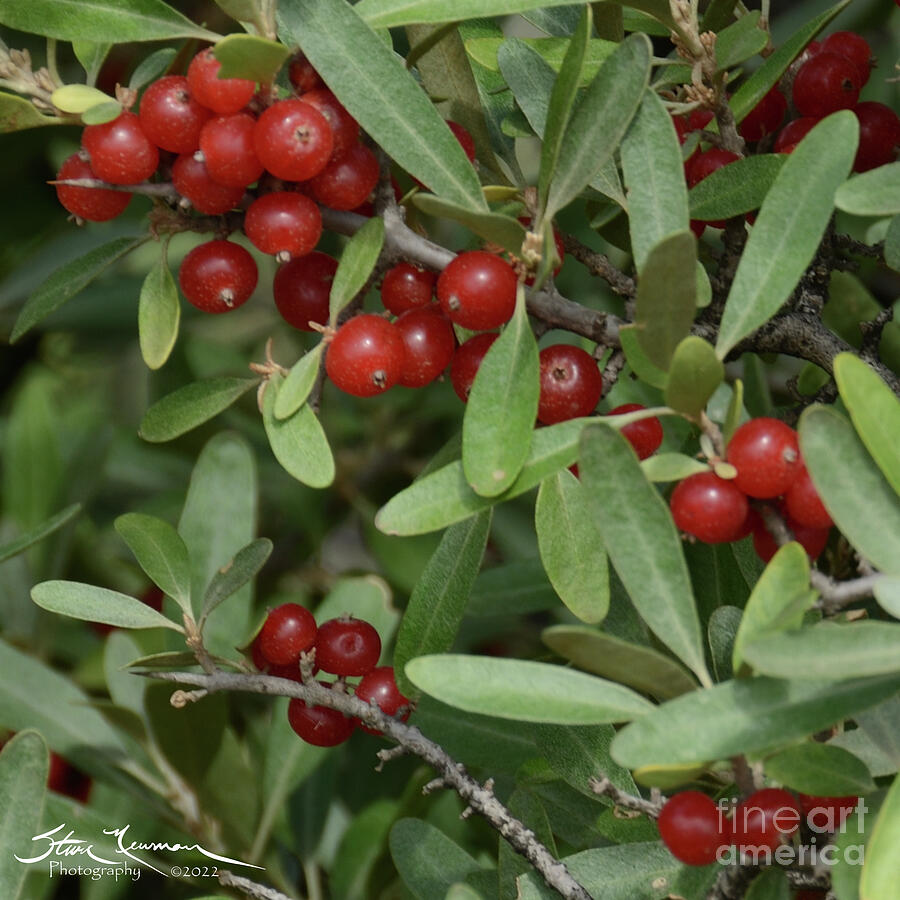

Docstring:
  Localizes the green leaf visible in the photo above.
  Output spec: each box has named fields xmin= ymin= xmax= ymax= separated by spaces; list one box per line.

xmin=716 ymin=112 xmax=858 ymax=357
xmin=713 ymin=10 xmax=768 ymax=70
xmin=467 ymin=36 xmax=616 ymax=83
xmin=618 ymin=324 xmax=668 ymax=389
xmin=138 ymin=250 xmax=180 ymax=370
xmin=332 ymin=799 xmax=398 ymax=900
xmin=213 ymin=0 xmax=256 ymax=21
xmin=874 ymin=576 xmax=900 ymax=620
xmin=277 ymin=0 xmax=486 ymax=212
xmin=885 ymin=214 xmax=900 ymax=272
xmin=31 ymin=581 xmax=182 ymax=631
xmin=611 ymin=673 xmax=900 ymax=769
xmin=835 ymin=162 xmax=900 ymax=217
xmin=389 ymin=819 xmax=481 ymax=900
xmin=834 ymin=353 xmax=900 ymax=496
xmin=412 ymin=195 xmax=525 ymax=255
xmin=128 ymin=46 xmax=177 ymax=90
xmin=200 ymin=538 xmax=272 ymax=626
xmin=535 ymin=470 xmax=609 ymax=624
xmin=0 ymin=0 xmax=219 ymax=42
xmin=213 ymin=33 xmax=288 ymax=82
xmin=709 ymin=606 xmax=743 ymax=683
xmin=50 ymin=84 xmax=113 ymax=114
xmin=114 ymin=512 xmax=192 ymax=615
xmin=860 ymin=774 xmax=900 ymax=899
xmin=799 ymin=405 xmax=900 ymax=575
xmin=0 ymin=731 xmax=47 ymax=899
xmin=764 ymin=743 xmax=875 ymax=796
xmin=543 ymin=33 xmax=650 ymax=221
xmin=620 ymin=89 xmax=690 ymax=272
xmin=543 ymin=625 xmax=697 ymax=700
xmin=744 ymin=869 xmax=789 ymax=900
xmin=139 ymin=377 xmax=258 ymax=442
xmin=635 ymin=231 xmax=696 ymax=370
xmin=462 ymin=287 xmax=540 ymax=496
xmin=664 ymin=335 xmax=724 ymax=419
xmin=0 ymin=503 xmax=80 ymax=564
xmin=80 ymin=100 xmax=122 ymax=125
xmin=688 ymin=154 xmax=785 ymax=221
xmin=11 ymin=236 xmax=148 ymax=342
xmin=73 ymin=40 xmax=111 ymax=86
xmin=0 ymin=91 xmax=61 ymax=133
xmin=468 ymin=559 xmax=557 ymax=616
xmin=640 ymin=453 xmax=709 ymax=483
xmin=329 ymin=216 xmax=385 ymax=325
xmin=262 ymin=375 xmax=335 ymax=489
xmin=406 ymin=654 xmax=653 ymax=724
xmin=273 ymin=343 xmax=324 ymax=420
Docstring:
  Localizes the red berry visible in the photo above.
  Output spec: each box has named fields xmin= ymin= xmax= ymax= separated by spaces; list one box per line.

xmin=300 ymin=89 xmax=359 ymax=160
xmin=314 ymin=616 xmax=382 ymax=676
xmin=48 ymin=753 xmax=92 ymax=803
xmin=783 ymin=466 xmax=832 ymax=530
xmin=450 ymin=332 xmax=499 ymax=402
xmin=437 ymin=250 xmax=517 ymax=331
xmin=686 ymin=148 xmax=740 ymax=188
xmin=657 ymin=791 xmax=726 ymax=866
xmin=253 ymin=99 xmax=333 ymax=182
xmin=187 ymin=47 xmax=255 ymax=115
xmin=687 ymin=109 xmax=714 ymax=132
xmin=256 ymin=602 xmax=318 ymax=667
xmin=853 ymin=102 xmax=900 ymax=173
xmin=288 ymin=52 xmax=324 ymax=94
xmin=326 ymin=314 xmax=405 ymax=397
xmin=447 ymin=120 xmax=476 ymax=162
xmin=797 ymin=794 xmax=858 ymax=833
xmin=244 ymin=191 xmax=322 ymax=257
xmin=670 ymin=472 xmax=749 ymax=544
xmin=308 ymin=143 xmax=379 ymax=210
xmin=138 ymin=75 xmax=211 ymax=153
xmin=172 ymin=152 xmax=244 ymax=214
xmin=739 ymin=87 xmax=787 ymax=142
xmin=731 ymin=789 xmax=800 ymax=856
xmin=199 ymin=113 xmax=264 ymax=187
xmin=726 ymin=417 xmax=800 ymax=499
xmin=273 ymin=251 xmax=337 ymax=330
xmin=792 ymin=53 xmax=860 ymax=118
xmin=55 ymin=152 xmax=131 ymax=221
xmin=381 ymin=262 xmax=435 ymax=315
xmin=288 ymin=688 xmax=355 ymax=747
xmin=774 ymin=117 xmax=820 ymax=153
xmin=178 ymin=239 xmax=258 ymax=313
xmin=672 ymin=114 xmax=689 ymax=144
xmin=607 ymin=403 xmax=663 ymax=460
xmin=82 ymin=111 xmax=159 ymax=185
xmin=749 ymin=509 xmax=830 ymax=563
xmin=822 ymin=31 xmax=872 ymax=86
xmin=395 ymin=306 xmax=456 ymax=387
xmin=537 ymin=344 xmax=602 ymax=425
xmin=355 ymin=666 xmax=410 ymax=735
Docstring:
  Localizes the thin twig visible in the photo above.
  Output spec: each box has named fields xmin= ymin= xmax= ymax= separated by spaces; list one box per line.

xmin=588 ymin=776 xmax=664 ymax=817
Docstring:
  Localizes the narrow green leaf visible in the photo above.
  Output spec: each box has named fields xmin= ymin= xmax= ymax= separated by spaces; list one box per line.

xmin=860 ymin=775 xmax=900 ymax=900
xmin=405 ymin=654 xmax=653 ymax=724
xmin=535 ymin=470 xmax=609 ymax=624
xmin=329 ymin=217 xmax=385 ymax=325
xmin=114 ymin=513 xmax=192 ymax=614
xmin=618 ymin=324 xmax=668 ymax=389
xmin=200 ymin=538 xmax=273 ymax=625
xmin=885 ymin=214 xmax=900 ymax=272
xmin=389 ymin=819 xmax=481 ymax=900
xmin=620 ymin=89 xmax=690 ymax=271
xmin=213 ymin=0 xmax=256 ymax=21
xmin=611 ymin=673 xmax=900 ymax=769
xmin=688 ymin=154 xmax=785 ymax=221
xmin=273 ymin=343 xmax=324 ymax=420
xmin=709 ymin=606 xmax=743 ymax=683
xmin=81 ymin=100 xmax=122 ymax=125
xmin=0 ymin=0 xmax=219 ymax=42
xmin=835 ymin=162 xmax=900 ymax=217
xmin=393 ymin=511 xmax=491 ymax=697
xmin=834 ymin=353 xmax=900 ymax=496
xmin=213 ymin=33 xmax=288 ymax=82
xmin=874 ymin=577 xmax=900 ymax=620
xmin=0 ymin=503 xmax=80 ymax=565
xmin=543 ymin=625 xmax=697 ymax=700
xmin=468 ymin=559 xmax=557 ymax=617
xmin=50 ymin=84 xmax=112 ymax=114
xmin=139 ymin=377 xmax=258 ymax=442
xmin=412 ymin=195 xmax=525 ymax=255
xmin=579 ymin=424 xmax=712 ymax=686
xmin=31 ymin=581 xmax=181 ymax=631
xmin=73 ymin=41 xmax=111 ymax=86
xmin=640 ymin=453 xmax=709 ymax=483
xmin=665 ymin=335 xmax=724 ymax=419
xmin=462 ymin=286 xmax=540 ymax=497
xmin=11 ymin=236 xmax=148 ymax=342
xmin=799 ymin=405 xmax=900 ymax=575
xmin=467 ymin=36 xmax=616 ymax=83
xmin=716 ymin=112 xmax=858 ymax=357
xmin=714 ymin=10 xmax=767 ymax=69
xmin=764 ymin=743 xmax=875 ymax=796
xmin=277 ymin=0 xmax=486 ymax=211
xmin=635 ymin=231 xmax=696 ymax=370
xmin=129 ymin=47 xmax=177 ymax=90
xmin=0 ymin=91 xmax=61 ymax=133
xmin=138 ymin=252 xmax=180 ymax=370
xmin=263 ymin=376 xmax=334 ymax=489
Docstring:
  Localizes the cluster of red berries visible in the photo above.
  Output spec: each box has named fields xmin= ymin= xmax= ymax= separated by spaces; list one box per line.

xmin=658 ymin=788 xmax=858 ymax=866
xmin=669 ymin=417 xmax=832 ymax=562
xmin=251 ymin=603 xmax=409 ymax=747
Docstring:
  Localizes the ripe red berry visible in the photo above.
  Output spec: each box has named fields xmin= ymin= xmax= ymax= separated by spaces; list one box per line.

xmin=607 ymin=403 xmax=664 ymax=460
xmin=315 ymin=615 xmax=382 ymax=676
xmin=355 ymin=666 xmax=410 ymax=735
xmin=853 ymin=102 xmax=900 ymax=173
xmin=244 ymin=191 xmax=322 ymax=257
xmin=395 ymin=306 xmax=456 ymax=387
xmin=670 ymin=472 xmax=749 ymax=544
xmin=687 ymin=109 xmax=714 ymax=132
xmin=187 ymin=47 xmax=256 ymax=115
xmin=199 ymin=113 xmax=264 ymax=187
xmin=739 ymin=87 xmax=787 ymax=142
xmin=686 ymin=147 xmax=740 ymax=188
xmin=447 ymin=120 xmax=476 ymax=162
xmin=251 ymin=635 xmax=305 ymax=679
xmin=82 ymin=111 xmax=159 ymax=185
xmin=537 ymin=344 xmax=602 ymax=424
xmin=273 ymin=251 xmax=337 ymax=331
xmin=783 ymin=466 xmax=832 ymax=530
xmin=749 ymin=509 xmax=830 ymax=563
xmin=437 ymin=250 xmax=518 ymax=330
xmin=326 ymin=314 xmax=405 ymax=397
xmin=288 ymin=689 xmax=355 ymax=746
xmin=48 ymin=753 xmax=92 ymax=803
xmin=253 ymin=99 xmax=333 ymax=182
xmin=450 ymin=332 xmax=499 ymax=401
xmin=308 ymin=142 xmax=379 ymax=210
xmin=726 ymin=417 xmax=800 ymax=499
xmin=792 ymin=53 xmax=861 ymax=118
xmin=138 ymin=75 xmax=211 ymax=153
xmin=731 ymin=789 xmax=800 ymax=856
xmin=774 ymin=117 xmax=820 ymax=153
xmin=657 ymin=791 xmax=726 ymax=866
xmin=256 ymin=602 xmax=318 ymax=667
xmin=178 ymin=239 xmax=258 ymax=313
xmin=288 ymin=52 xmax=324 ymax=94
xmin=55 ymin=152 xmax=131 ymax=221
xmin=822 ymin=31 xmax=873 ymax=86
xmin=300 ymin=88 xmax=359 ymax=160
xmin=797 ymin=794 xmax=858 ymax=832
xmin=172 ymin=153 xmax=244 ymax=214
xmin=381 ymin=262 xmax=435 ymax=315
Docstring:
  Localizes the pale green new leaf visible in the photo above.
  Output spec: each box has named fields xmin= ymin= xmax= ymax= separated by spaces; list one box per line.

xmin=213 ymin=33 xmax=289 ymax=82
xmin=860 ymin=774 xmax=900 ymax=900
xmin=273 ymin=344 xmax=324 ymax=420
xmin=138 ymin=252 xmax=180 ymax=370
xmin=664 ymin=336 xmax=724 ymax=420
xmin=329 ymin=216 xmax=385 ymax=325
